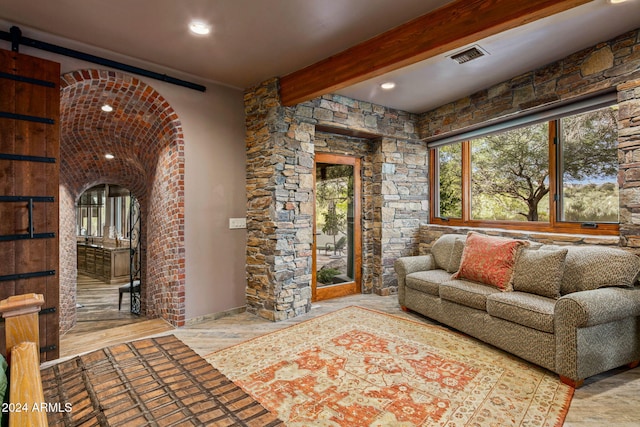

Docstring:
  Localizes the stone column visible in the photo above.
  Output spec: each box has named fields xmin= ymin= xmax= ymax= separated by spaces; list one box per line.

xmin=376 ymin=137 xmax=430 ymax=295
xmin=244 ymin=79 xmax=314 ymax=320
xmin=617 ymin=79 xmax=640 ymax=251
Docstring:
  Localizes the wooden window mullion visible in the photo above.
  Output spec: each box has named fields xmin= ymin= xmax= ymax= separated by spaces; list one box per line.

xmin=462 ymin=141 xmax=471 ymax=222
xmin=549 ymin=120 xmax=558 ymax=228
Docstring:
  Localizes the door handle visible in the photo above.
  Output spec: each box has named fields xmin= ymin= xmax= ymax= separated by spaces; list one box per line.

xmin=28 ymin=198 xmax=34 ymax=238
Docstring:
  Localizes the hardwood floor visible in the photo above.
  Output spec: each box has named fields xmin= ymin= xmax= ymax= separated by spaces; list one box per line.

xmin=59 ymin=274 xmax=173 ymax=358
xmin=59 ymin=318 xmax=173 ymax=358
xmin=71 ymin=274 xmax=147 ymax=332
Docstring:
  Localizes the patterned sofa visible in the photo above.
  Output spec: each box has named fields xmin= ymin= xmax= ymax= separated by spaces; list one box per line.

xmin=394 ymin=232 xmax=640 ymax=387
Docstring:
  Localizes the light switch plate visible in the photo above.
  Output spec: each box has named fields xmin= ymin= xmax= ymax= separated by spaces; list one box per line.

xmin=229 ymin=217 xmax=247 ymax=229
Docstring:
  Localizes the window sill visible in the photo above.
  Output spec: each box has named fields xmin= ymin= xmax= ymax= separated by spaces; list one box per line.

xmin=429 ymin=217 xmax=619 ymax=236
xmin=422 ymin=223 xmax=621 ymax=246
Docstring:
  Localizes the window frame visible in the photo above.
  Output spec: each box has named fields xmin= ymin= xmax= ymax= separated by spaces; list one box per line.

xmin=429 ymin=116 xmax=620 ymax=235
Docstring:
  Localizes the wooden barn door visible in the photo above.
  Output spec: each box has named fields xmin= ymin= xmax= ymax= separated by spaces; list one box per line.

xmin=0 ymin=48 xmax=60 ymax=361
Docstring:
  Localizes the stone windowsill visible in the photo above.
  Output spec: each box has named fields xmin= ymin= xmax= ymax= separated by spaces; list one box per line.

xmin=419 ymin=223 xmax=621 ymax=247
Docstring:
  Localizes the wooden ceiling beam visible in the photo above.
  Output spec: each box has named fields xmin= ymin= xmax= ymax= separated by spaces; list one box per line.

xmin=279 ymin=0 xmax=592 ymax=106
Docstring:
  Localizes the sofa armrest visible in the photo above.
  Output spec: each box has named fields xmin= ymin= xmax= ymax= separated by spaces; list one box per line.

xmin=394 ymin=255 xmax=436 ymax=279
xmin=395 ymin=255 xmax=436 ymax=306
xmin=555 ymin=286 xmax=640 ymax=383
xmin=555 ymin=286 xmax=640 ymax=328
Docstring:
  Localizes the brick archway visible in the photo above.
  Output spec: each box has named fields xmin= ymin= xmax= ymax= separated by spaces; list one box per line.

xmin=58 ymin=69 xmax=186 ymax=333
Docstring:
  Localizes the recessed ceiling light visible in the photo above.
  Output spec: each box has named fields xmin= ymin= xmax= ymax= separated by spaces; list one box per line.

xmin=189 ymin=20 xmax=211 ymax=35
xmin=101 ymin=104 xmax=113 ymax=112
xmin=380 ymin=82 xmax=396 ymax=90
xmin=609 ymin=0 xmax=628 ymax=3
xmin=105 ymin=154 xmax=115 ymax=160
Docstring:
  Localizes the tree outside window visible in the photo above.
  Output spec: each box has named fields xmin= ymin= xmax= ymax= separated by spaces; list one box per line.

xmin=471 ymin=122 xmax=550 ymax=222
xmin=560 ymin=107 xmax=618 ymax=222
xmin=316 ymin=164 xmax=352 ymax=254
xmin=438 ymin=144 xmax=462 ymax=219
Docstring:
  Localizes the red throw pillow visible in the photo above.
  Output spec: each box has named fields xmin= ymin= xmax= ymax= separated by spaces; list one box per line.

xmin=452 ymin=232 xmax=528 ymax=291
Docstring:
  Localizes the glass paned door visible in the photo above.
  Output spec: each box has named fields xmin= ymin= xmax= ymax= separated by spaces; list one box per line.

xmin=313 ymin=153 xmax=361 ymax=301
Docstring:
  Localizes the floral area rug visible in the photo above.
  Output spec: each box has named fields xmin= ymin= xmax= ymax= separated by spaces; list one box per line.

xmin=206 ymin=307 xmax=572 ymax=426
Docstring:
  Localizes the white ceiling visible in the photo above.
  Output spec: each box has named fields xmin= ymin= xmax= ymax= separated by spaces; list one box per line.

xmin=338 ymin=0 xmax=640 ymax=112
xmin=0 ymin=0 xmax=639 ymax=113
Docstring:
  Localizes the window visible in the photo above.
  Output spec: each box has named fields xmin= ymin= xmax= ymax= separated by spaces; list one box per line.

xmin=76 ymin=187 xmax=105 ymax=237
xmin=471 ymin=122 xmax=550 ymax=222
xmin=558 ymin=107 xmax=619 ymax=223
xmin=76 ymin=184 xmax=132 ymax=238
xmin=431 ymin=102 xmax=619 ymax=235
xmin=436 ymin=143 xmax=462 ymax=219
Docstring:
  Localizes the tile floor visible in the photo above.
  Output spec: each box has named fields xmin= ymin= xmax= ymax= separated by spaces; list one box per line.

xmin=165 ymin=294 xmax=640 ymax=427
xmin=63 ymin=285 xmax=640 ymax=426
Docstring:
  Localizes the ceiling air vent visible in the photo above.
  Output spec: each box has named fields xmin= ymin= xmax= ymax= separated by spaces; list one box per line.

xmin=450 ymin=46 xmax=486 ymax=64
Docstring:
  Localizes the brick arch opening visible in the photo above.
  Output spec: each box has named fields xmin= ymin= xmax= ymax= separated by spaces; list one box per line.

xmin=58 ymin=69 xmax=186 ymax=334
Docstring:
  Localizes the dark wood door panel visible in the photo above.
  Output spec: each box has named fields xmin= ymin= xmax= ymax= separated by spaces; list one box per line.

xmin=0 ymin=48 xmax=60 ymax=361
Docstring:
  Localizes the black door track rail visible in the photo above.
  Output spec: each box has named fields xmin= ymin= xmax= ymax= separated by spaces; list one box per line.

xmin=0 ymin=26 xmax=206 ymax=92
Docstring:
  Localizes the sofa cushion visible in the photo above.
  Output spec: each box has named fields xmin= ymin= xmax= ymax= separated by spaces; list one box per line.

xmin=542 ymin=245 xmax=640 ymax=294
xmin=486 ymin=292 xmax=555 ymax=333
xmin=452 ymin=232 xmax=529 ymax=291
xmin=431 ymin=235 xmax=466 ymax=273
xmin=512 ymin=248 xmax=568 ymax=299
xmin=406 ymin=269 xmax=453 ymax=296
xmin=448 ymin=237 xmax=466 ymax=274
xmin=439 ymin=279 xmax=501 ymax=310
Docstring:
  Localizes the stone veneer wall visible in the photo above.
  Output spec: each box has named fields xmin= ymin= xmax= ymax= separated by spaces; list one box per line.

xmin=245 ymin=79 xmax=308 ymax=321
xmin=419 ymin=29 xmax=640 ymax=140
xmin=246 ymin=28 xmax=640 ymax=321
xmin=314 ymin=133 xmax=430 ymax=294
xmin=419 ymin=28 xmax=640 ymax=251
xmin=245 ymin=80 xmax=427 ymax=320
xmin=618 ymin=79 xmax=640 ymax=249
xmin=419 ymin=225 xmax=621 ymax=255
xmin=303 ymin=96 xmax=429 ymax=294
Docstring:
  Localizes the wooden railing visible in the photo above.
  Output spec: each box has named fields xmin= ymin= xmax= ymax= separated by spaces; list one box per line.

xmin=0 ymin=294 xmax=48 ymax=427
